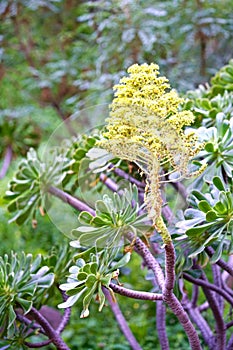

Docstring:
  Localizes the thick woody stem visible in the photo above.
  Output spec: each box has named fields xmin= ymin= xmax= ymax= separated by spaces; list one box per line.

xmin=163 ymin=242 xmax=202 ymax=350
xmin=211 ymin=264 xmax=224 ymax=312
xmin=131 ymin=231 xmax=202 ymax=350
xmin=191 ymin=285 xmax=199 ymax=308
xmin=132 ymin=235 xmax=165 ymax=290
xmin=24 ymin=340 xmax=52 ymax=348
xmin=180 ymin=280 xmax=214 ymax=348
xmin=200 ymin=272 xmax=226 ymax=349
xmin=205 ymin=246 xmax=233 ymax=277
xmin=156 ymin=300 xmax=169 ymax=350
xmin=113 ymin=167 xmax=145 ymax=188
xmin=184 ymin=302 xmax=214 ymax=349
xmin=29 ymin=307 xmax=70 ymax=350
xmin=48 ymin=186 xmax=95 ymax=215
xmin=56 ymin=291 xmax=72 ymax=334
xmin=163 ymin=290 xmax=202 ymax=350
xmin=102 ymin=287 xmax=143 ymax=350
xmin=183 ymin=273 xmax=233 ymax=306
xmin=110 ymin=282 xmax=163 ymax=300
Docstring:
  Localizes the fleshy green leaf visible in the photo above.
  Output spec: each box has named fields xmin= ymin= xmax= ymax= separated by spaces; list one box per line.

xmin=198 ymin=200 xmax=212 ymax=213
xmin=213 ymin=176 xmax=225 ymax=191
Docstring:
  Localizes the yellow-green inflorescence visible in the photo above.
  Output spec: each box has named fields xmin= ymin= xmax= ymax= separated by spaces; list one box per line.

xmin=99 ymin=63 xmax=205 ymax=243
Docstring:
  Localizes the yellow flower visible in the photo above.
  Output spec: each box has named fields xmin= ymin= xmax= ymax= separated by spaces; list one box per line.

xmin=99 ymin=63 xmax=205 ymax=228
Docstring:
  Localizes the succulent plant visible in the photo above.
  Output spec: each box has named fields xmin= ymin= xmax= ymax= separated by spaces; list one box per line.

xmin=5 ymin=147 xmax=73 ymax=226
xmin=210 ymin=59 xmax=233 ymax=96
xmin=176 ymin=176 xmax=233 ymax=262
xmin=0 ymin=252 xmax=54 ymax=337
xmin=184 ymin=91 xmax=233 ymax=128
xmin=192 ymin=113 xmax=233 ymax=186
xmin=58 ymin=248 xmax=131 ymax=318
xmin=72 ymin=184 xmax=153 ymax=248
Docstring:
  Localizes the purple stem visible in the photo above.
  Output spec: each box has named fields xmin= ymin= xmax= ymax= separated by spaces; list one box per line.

xmin=0 ymin=145 xmax=13 ymax=179
xmin=24 ymin=340 xmax=52 ymax=348
xmin=183 ymin=273 xmax=233 ymax=306
xmin=29 ymin=307 xmax=70 ymax=350
xmin=102 ymin=287 xmax=143 ymax=350
xmin=205 ymin=246 xmax=233 ymax=277
xmin=156 ymin=300 xmax=169 ymax=350
xmin=163 ymin=243 xmax=176 ymax=291
xmin=163 ymin=243 xmax=202 ymax=350
xmin=200 ymin=272 xmax=226 ymax=349
xmin=100 ymin=173 xmax=119 ymax=192
xmin=109 ymin=282 xmax=163 ymax=300
xmin=191 ymin=285 xmax=199 ymax=308
xmin=198 ymin=301 xmax=209 ymax=313
xmin=56 ymin=291 xmax=72 ymax=334
xmin=180 ymin=280 xmax=214 ymax=348
xmin=113 ymin=167 xmax=145 ymax=188
xmin=100 ymin=173 xmax=145 ymax=207
xmin=48 ymin=186 xmax=95 ymax=215
xmin=223 ymin=282 xmax=233 ymax=298
xmin=100 ymin=172 xmax=146 ymax=208
xmin=16 ymin=312 xmax=45 ymax=334
xmin=132 ymin=235 xmax=165 ymax=290
xmin=131 ymin=235 xmax=202 ymax=350
xmin=184 ymin=302 xmax=214 ymax=348
xmin=211 ymin=264 xmax=224 ymax=312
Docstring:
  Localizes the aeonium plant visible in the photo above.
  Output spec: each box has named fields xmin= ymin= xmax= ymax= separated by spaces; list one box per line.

xmin=5 ymin=62 xmax=233 ymax=350
xmin=71 ymin=63 xmax=206 ymax=350
xmin=58 ymin=248 xmax=131 ymax=318
xmin=0 ymin=252 xmax=54 ymax=337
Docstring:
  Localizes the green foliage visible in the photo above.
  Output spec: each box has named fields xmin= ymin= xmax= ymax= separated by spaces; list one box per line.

xmin=5 ymin=147 xmax=73 ymax=225
xmin=184 ymin=59 xmax=233 ymax=128
xmin=193 ymin=113 xmax=233 ymax=184
xmin=184 ymin=91 xmax=233 ymax=128
xmin=65 ymin=134 xmax=101 ymax=193
xmin=59 ymin=248 xmax=131 ymax=318
xmin=0 ymin=252 xmax=54 ymax=337
xmin=210 ymin=59 xmax=233 ymax=96
xmin=176 ymin=176 xmax=233 ymax=262
xmin=0 ymin=322 xmax=35 ymax=350
xmin=72 ymin=185 xmax=152 ymax=248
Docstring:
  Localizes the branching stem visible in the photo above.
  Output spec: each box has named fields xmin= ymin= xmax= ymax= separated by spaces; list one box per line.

xmin=205 ymin=246 xmax=233 ymax=277
xmin=102 ymin=287 xmax=142 ymax=350
xmin=163 ymin=242 xmax=202 ymax=350
xmin=156 ymin=300 xmax=169 ymax=350
xmin=29 ymin=307 xmax=70 ymax=350
xmin=183 ymin=273 xmax=233 ymax=306
xmin=48 ymin=186 xmax=95 ymax=215
xmin=109 ymin=282 xmax=163 ymax=300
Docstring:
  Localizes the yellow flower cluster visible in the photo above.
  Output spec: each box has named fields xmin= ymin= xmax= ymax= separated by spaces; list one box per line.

xmin=99 ymin=63 xmax=205 ymax=225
